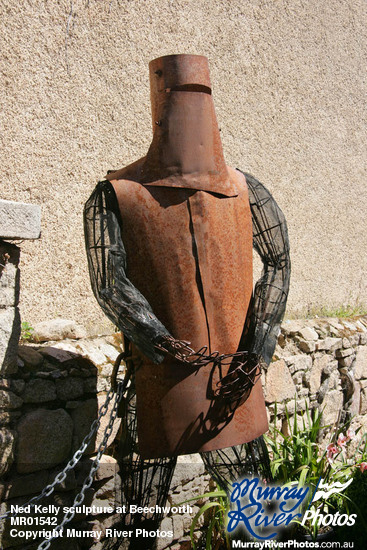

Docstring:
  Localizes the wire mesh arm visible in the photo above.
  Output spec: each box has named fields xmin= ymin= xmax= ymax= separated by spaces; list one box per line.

xmin=83 ymin=181 xmax=170 ymax=363
xmin=240 ymin=171 xmax=291 ymax=365
xmin=84 ymin=175 xmax=290 ymax=371
xmin=83 ymin=180 xmax=259 ymax=372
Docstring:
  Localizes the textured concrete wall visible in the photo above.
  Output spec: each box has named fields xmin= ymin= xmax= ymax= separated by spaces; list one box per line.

xmin=1 ymin=0 xmax=366 ymax=333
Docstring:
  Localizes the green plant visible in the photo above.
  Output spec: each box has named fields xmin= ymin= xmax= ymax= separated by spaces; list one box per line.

xmin=264 ymin=400 xmax=365 ymax=540
xmin=178 ymin=488 xmax=231 ymax=550
xmin=264 ymin=401 xmax=327 ymax=487
xmin=331 ymin=433 xmax=367 ymax=543
xmin=178 ymin=404 xmax=366 ymax=546
xmin=20 ymin=321 xmax=34 ymax=341
xmin=285 ymin=305 xmax=367 ymax=320
xmin=307 ymin=305 xmax=367 ymax=319
xmin=334 ymin=469 xmax=367 ymax=543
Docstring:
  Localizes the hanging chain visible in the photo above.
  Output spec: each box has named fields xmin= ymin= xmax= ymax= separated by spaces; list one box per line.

xmin=36 ymin=382 xmax=124 ymax=550
xmin=0 ymin=384 xmax=119 ymax=522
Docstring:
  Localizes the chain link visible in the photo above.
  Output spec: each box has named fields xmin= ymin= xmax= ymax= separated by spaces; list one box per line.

xmin=37 ymin=382 xmax=124 ymax=550
xmin=0 ymin=386 xmax=117 ymax=522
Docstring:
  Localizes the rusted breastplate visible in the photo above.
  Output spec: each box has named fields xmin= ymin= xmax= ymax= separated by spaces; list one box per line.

xmin=112 ymin=171 xmax=268 ymax=458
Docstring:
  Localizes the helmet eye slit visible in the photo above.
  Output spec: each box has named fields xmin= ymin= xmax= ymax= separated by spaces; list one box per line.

xmin=165 ymin=84 xmax=212 ymax=94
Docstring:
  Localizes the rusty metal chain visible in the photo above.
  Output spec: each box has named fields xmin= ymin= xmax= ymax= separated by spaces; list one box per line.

xmin=155 ymin=336 xmax=263 ymax=403
xmin=36 ymin=382 xmax=124 ymax=550
xmin=154 ymin=335 xmax=221 ymax=366
xmin=0 ymin=384 xmax=120 ymax=522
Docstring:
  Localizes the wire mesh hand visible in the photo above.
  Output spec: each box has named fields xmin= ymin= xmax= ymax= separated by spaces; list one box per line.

xmin=214 ymin=352 xmax=263 ymax=404
xmin=155 ymin=336 xmax=262 ymax=403
xmin=154 ymin=335 xmax=221 ymax=367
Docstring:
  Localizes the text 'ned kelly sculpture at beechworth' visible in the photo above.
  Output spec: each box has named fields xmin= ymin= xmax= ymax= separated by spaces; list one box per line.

xmin=84 ymin=54 xmax=291 ymax=465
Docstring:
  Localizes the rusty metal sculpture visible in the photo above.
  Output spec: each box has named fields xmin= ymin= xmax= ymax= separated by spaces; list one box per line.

xmin=84 ymin=54 xmax=291 ymax=547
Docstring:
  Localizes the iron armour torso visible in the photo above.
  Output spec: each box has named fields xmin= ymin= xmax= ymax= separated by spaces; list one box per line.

xmin=84 ymin=170 xmax=291 ymax=459
xmin=111 ymin=170 xmax=268 ymax=458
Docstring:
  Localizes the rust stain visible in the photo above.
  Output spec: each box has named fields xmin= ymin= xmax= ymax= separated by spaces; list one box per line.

xmin=107 ymin=55 xmax=268 ymax=458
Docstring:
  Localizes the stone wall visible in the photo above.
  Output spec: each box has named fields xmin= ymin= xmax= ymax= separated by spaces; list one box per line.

xmin=0 ymin=241 xmax=21 ymax=377
xmin=266 ymin=316 xmax=367 ymax=435
xmin=0 ymin=198 xmax=41 ymax=376
xmin=0 ymin=315 xmax=366 ymax=549
xmin=0 ymin=327 xmax=125 ymax=550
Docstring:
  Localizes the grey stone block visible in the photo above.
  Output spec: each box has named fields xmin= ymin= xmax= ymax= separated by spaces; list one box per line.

xmin=0 ymin=389 xmax=23 ymax=409
xmin=321 ymin=389 xmax=343 ymax=426
xmin=0 ymin=307 xmax=21 ymax=375
xmin=298 ymin=339 xmax=316 ymax=353
xmin=285 ymin=354 xmax=312 ymax=372
xmin=265 ymin=359 xmax=297 ymax=403
xmin=0 ymin=428 xmax=16 ymax=476
xmin=339 ymin=355 xmax=355 ymax=368
xmin=0 ymin=199 xmax=41 ymax=239
xmin=0 ymin=241 xmax=20 ymax=307
xmin=298 ymin=326 xmax=319 ymax=341
xmin=16 ymin=408 xmax=73 ymax=473
xmin=354 ymin=346 xmax=367 ymax=379
xmin=69 ymin=398 xmax=98 ymax=455
xmin=281 ymin=320 xmax=304 ymax=336
xmin=336 ymin=348 xmax=354 ymax=358
xmin=4 ymin=469 xmax=49 ymax=499
xmin=70 ymin=395 xmax=121 ymax=455
xmin=17 ymin=345 xmax=44 ymax=368
xmin=316 ymin=337 xmax=343 ymax=352
xmin=33 ymin=318 xmax=87 ymax=342
xmin=55 ymin=376 xmax=84 ymax=400
xmin=22 ymin=378 xmax=57 ymax=403
xmin=350 ymin=382 xmax=361 ymax=417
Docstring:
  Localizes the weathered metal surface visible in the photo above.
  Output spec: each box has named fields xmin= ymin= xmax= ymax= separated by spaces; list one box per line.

xmin=111 ymin=170 xmax=267 ymax=458
xmin=108 ymin=55 xmax=268 ymax=458
xmin=149 ymin=54 xmax=212 ymax=128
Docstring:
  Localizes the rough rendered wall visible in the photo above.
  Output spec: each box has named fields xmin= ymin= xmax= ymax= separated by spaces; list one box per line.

xmin=1 ymin=0 xmax=366 ymax=334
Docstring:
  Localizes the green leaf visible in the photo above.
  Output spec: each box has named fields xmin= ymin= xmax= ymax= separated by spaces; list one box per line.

xmin=177 ymin=490 xmax=227 ymax=505
xmin=298 ymin=466 xmax=310 ymax=487
xmin=190 ymin=502 xmax=224 ymax=549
